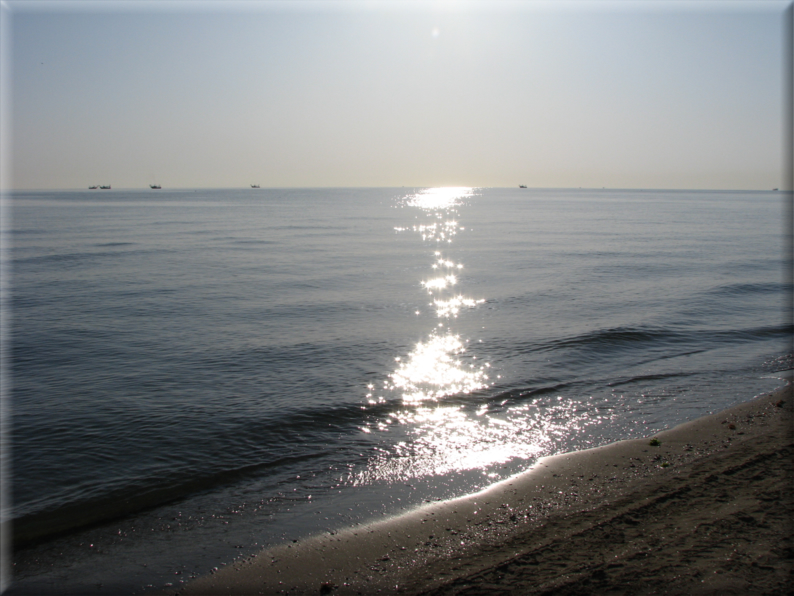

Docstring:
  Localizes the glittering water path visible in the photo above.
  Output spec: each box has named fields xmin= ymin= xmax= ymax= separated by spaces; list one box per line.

xmin=8 ymin=187 xmax=790 ymax=593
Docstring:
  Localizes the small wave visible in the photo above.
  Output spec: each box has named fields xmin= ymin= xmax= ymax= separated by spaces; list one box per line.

xmin=15 ymin=378 xmax=536 ymax=549
xmin=706 ymin=282 xmax=791 ymax=297
xmin=489 ymin=382 xmax=572 ymax=402
xmin=11 ymin=391 xmax=420 ymax=545
xmin=16 ymin=253 xmax=85 ymax=265
xmin=11 ymin=451 xmax=329 ymax=548
xmin=15 ymin=248 xmax=168 ymax=266
xmin=762 ymin=353 xmax=794 ymax=373
xmin=273 ymin=224 xmax=350 ymax=231
xmin=12 ymin=228 xmax=48 ymax=235
xmin=552 ymin=325 xmax=685 ymax=352
xmin=607 ymin=372 xmax=695 ymax=388
xmin=531 ymin=323 xmax=791 ymax=357
xmin=710 ymin=324 xmax=794 ymax=343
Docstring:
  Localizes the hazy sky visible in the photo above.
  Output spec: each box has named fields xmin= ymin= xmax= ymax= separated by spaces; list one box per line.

xmin=4 ymin=0 xmax=790 ymax=190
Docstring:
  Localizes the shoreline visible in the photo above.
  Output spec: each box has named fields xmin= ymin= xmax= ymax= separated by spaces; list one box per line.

xmin=175 ymin=383 xmax=792 ymax=595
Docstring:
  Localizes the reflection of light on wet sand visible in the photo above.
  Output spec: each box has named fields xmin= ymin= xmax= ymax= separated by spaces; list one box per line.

xmin=387 ymin=332 xmax=488 ymax=404
xmin=353 ymin=401 xmax=593 ymax=485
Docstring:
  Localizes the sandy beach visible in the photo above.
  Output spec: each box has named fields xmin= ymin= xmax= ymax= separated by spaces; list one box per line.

xmin=176 ymin=384 xmax=792 ymax=596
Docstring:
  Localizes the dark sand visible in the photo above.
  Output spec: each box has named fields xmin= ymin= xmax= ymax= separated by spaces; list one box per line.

xmin=176 ymin=385 xmax=792 ymax=596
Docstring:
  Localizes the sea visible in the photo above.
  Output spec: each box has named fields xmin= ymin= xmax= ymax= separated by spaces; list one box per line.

xmin=4 ymin=187 xmax=792 ymax=594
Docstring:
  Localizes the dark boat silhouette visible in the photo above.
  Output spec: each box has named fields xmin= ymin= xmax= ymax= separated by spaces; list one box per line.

xmin=251 ymin=184 xmax=260 ymax=188
xmin=150 ymin=184 xmax=162 ymax=189
xmin=99 ymin=185 xmax=111 ymax=190
xmin=88 ymin=185 xmax=98 ymax=190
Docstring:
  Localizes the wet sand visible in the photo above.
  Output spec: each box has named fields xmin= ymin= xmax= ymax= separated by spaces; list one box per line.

xmin=176 ymin=384 xmax=792 ymax=596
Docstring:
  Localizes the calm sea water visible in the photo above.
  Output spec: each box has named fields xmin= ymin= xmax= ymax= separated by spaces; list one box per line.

xmin=6 ymin=187 xmax=792 ymax=593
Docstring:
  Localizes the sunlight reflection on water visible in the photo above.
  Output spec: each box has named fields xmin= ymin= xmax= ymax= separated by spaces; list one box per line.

xmin=388 ymin=332 xmax=487 ymax=403
xmin=390 ymin=187 xmax=489 ymax=404
xmin=354 ymin=187 xmax=590 ymax=485
xmin=405 ymin=186 xmax=474 ymax=210
xmin=353 ymin=400 xmax=589 ymax=485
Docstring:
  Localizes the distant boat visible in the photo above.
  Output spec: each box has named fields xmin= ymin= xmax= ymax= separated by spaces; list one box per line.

xmin=150 ymin=184 xmax=162 ymax=189
xmin=99 ymin=185 xmax=111 ymax=190
xmin=773 ymin=188 xmax=779 ymax=191
xmin=519 ymin=185 xmax=527 ymax=188
xmin=88 ymin=185 xmax=98 ymax=190
xmin=251 ymin=184 xmax=260 ymax=188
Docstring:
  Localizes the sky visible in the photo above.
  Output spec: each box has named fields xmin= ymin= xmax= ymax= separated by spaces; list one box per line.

xmin=2 ymin=0 xmax=791 ymax=190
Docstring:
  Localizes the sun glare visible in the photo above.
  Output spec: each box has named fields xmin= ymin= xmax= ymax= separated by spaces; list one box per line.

xmin=406 ymin=187 xmax=473 ymax=210
xmin=388 ymin=332 xmax=488 ymax=404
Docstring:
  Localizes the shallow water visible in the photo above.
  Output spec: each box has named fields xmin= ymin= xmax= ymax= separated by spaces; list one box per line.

xmin=6 ymin=187 xmax=791 ymax=593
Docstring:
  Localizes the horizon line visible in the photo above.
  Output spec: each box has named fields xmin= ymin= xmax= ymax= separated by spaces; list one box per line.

xmin=4 ymin=185 xmax=790 ymax=193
